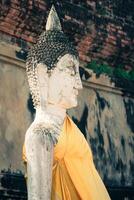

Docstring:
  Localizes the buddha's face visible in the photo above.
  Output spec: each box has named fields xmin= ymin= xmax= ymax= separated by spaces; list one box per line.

xmin=36 ymin=54 xmax=83 ymax=109
xmin=47 ymin=54 xmax=83 ymax=109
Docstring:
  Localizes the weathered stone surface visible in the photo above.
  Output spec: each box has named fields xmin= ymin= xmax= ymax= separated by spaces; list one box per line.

xmin=0 ymin=43 xmax=32 ymax=172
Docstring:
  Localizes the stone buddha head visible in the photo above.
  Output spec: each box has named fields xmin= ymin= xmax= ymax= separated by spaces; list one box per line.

xmin=26 ymin=6 xmax=83 ymax=112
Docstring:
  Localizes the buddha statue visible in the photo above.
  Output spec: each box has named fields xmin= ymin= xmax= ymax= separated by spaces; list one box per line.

xmin=23 ymin=5 xmax=111 ymax=200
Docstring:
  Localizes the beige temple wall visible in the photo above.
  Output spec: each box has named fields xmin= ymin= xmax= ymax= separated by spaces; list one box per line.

xmin=0 ymin=42 xmax=134 ymax=186
xmin=0 ymin=42 xmax=32 ymax=171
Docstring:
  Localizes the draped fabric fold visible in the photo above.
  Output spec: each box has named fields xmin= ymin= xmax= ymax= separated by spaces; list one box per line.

xmin=23 ymin=116 xmax=111 ymax=200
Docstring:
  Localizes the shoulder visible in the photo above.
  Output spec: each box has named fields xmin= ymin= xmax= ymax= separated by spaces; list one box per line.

xmin=25 ymin=122 xmax=49 ymax=137
xmin=25 ymin=121 xmax=59 ymax=145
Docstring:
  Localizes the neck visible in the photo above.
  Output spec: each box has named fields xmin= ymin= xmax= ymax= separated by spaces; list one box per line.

xmin=34 ymin=104 xmax=66 ymax=123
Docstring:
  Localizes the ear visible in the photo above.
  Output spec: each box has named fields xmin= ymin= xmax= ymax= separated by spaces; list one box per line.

xmin=37 ymin=63 xmax=48 ymax=86
xmin=36 ymin=63 xmax=49 ymax=108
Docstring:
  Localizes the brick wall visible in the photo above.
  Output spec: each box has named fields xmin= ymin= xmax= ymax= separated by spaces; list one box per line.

xmin=0 ymin=1 xmax=134 ymax=69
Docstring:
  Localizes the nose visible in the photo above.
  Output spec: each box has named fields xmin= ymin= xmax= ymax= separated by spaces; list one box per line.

xmin=75 ymin=73 xmax=83 ymax=90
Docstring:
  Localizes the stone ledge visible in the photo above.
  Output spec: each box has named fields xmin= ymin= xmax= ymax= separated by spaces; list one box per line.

xmin=83 ymin=80 xmax=134 ymax=97
xmin=0 ymin=42 xmax=25 ymax=69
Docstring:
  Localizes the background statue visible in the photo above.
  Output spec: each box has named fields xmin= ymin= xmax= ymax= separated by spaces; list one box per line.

xmin=23 ymin=5 xmax=111 ymax=200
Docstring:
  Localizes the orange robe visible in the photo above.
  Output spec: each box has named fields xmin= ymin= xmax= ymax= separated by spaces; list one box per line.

xmin=23 ymin=115 xmax=111 ymax=200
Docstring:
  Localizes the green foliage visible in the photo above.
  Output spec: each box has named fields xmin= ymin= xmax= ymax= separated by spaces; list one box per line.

xmin=129 ymin=70 xmax=134 ymax=81
xmin=113 ymin=68 xmax=130 ymax=80
xmin=86 ymin=60 xmax=134 ymax=81
xmin=96 ymin=3 xmax=107 ymax=16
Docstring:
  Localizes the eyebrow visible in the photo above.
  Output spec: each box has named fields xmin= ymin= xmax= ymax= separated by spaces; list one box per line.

xmin=66 ymin=61 xmax=74 ymax=66
xmin=66 ymin=64 xmax=76 ymax=69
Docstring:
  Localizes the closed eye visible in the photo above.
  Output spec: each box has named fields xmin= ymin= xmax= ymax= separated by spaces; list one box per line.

xmin=67 ymin=65 xmax=76 ymax=76
xmin=70 ymin=70 xmax=76 ymax=76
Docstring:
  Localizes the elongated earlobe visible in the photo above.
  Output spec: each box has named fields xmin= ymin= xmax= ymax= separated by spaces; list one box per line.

xmin=36 ymin=63 xmax=49 ymax=108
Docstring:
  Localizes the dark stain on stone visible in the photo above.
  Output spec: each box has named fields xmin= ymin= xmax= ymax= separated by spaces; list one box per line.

xmin=72 ymin=104 xmax=88 ymax=139
xmin=92 ymin=118 xmax=108 ymax=172
xmin=129 ymin=160 xmax=134 ymax=184
xmin=96 ymin=120 xmax=104 ymax=146
xmin=15 ymin=49 xmax=28 ymax=61
xmin=123 ymin=98 xmax=134 ymax=132
xmin=79 ymin=66 xmax=85 ymax=79
xmin=115 ymin=161 xmax=120 ymax=171
xmin=121 ymin=171 xmax=125 ymax=186
xmin=106 ymin=131 xmax=120 ymax=173
xmin=89 ymin=137 xmax=97 ymax=155
xmin=96 ymin=91 xmax=110 ymax=113
xmin=79 ymin=67 xmax=91 ymax=80
xmin=128 ymin=137 xmax=134 ymax=153
xmin=27 ymin=94 xmax=35 ymax=120
xmin=116 ymin=158 xmax=127 ymax=183
xmin=98 ymin=145 xmax=105 ymax=157
xmin=121 ymin=136 xmax=126 ymax=152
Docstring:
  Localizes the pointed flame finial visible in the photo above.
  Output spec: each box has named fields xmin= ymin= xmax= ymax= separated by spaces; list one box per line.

xmin=46 ymin=5 xmax=62 ymax=31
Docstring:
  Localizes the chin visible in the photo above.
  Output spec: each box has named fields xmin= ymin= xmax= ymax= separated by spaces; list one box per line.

xmin=59 ymin=96 xmax=78 ymax=109
xmin=65 ymin=99 xmax=78 ymax=109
